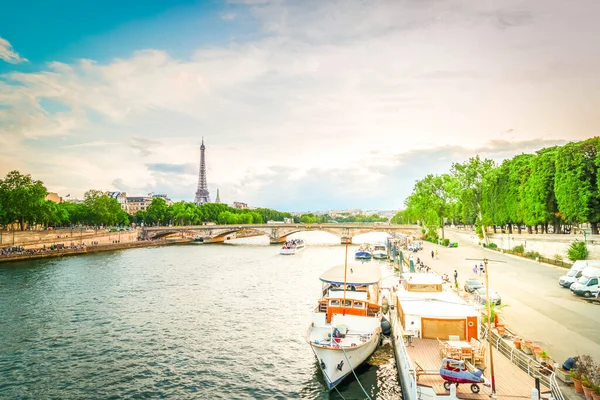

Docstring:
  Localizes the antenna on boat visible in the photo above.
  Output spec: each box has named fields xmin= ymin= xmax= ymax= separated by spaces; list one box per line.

xmin=342 ymin=238 xmax=349 ymax=315
xmin=466 ymin=256 xmax=505 ymax=397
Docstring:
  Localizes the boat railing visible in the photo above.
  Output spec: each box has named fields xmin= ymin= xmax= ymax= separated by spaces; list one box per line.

xmin=389 ymin=307 xmax=418 ymax=400
xmin=480 ymin=325 xmax=565 ymax=400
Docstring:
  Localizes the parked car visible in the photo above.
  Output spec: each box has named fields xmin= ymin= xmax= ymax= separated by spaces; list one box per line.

xmin=473 ymin=288 xmax=501 ymax=305
xmin=464 ymin=279 xmax=484 ymax=293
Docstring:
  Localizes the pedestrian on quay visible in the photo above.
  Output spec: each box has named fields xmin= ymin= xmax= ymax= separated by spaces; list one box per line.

xmin=435 ymin=250 xmax=439 ymax=259
xmin=473 ymin=265 xmax=478 ymax=275
xmin=479 ymin=263 xmax=484 ymax=275
xmin=453 ymin=270 xmax=458 ymax=284
xmin=431 ymin=250 xmax=434 ymax=259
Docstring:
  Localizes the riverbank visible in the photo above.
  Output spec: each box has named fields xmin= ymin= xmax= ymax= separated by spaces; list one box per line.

xmin=0 ymin=238 xmax=192 ymax=264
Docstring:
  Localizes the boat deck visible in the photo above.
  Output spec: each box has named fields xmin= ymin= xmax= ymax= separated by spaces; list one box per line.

xmin=406 ymin=338 xmax=549 ymax=400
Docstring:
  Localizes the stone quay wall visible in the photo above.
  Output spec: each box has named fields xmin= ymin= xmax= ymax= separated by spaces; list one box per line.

xmin=448 ymin=228 xmax=600 ymax=261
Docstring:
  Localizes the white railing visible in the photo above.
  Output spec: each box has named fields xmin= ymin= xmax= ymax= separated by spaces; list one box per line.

xmin=480 ymin=325 xmax=565 ymax=400
xmin=389 ymin=304 xmax=419 ymax=400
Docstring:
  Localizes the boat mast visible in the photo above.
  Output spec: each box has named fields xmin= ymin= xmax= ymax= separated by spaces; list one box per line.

xmin=342 ymin=238 xmax=349 ymax=315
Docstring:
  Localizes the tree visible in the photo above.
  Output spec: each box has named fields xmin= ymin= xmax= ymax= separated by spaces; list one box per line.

xmin=84 ymin=190 xmax=123 ymax=226
xmin=0 ymin=170 xmax=48 ymax=230
xmin=505 ymin=154 xmax=534 ymax=233
xmin=555 ymin=138 xmax=600 ymax=233
xmin=567 ymin=240 xmax=588 ymax=261
xmin=523 ymin=148 xmax=560 ymax=233
xmin=450 ymin=156 xmax=496 ymax=240
xmin=145 ymin=197 xmax=168 ymax=226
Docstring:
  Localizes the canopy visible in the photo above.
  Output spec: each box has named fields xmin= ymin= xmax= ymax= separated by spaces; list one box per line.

xmin=319 ymin=264 xmax=382 ymax=285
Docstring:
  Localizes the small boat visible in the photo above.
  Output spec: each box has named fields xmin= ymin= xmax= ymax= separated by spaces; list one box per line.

xmin=354 ymin=245 xmax=372 ymax=259
xmin=372 ymin=243 xmax=387 ymax=259
xmin=439 ymin=358 xmax=484 ymax=393
xmin=306 ymin=262 xmax=383 ymax=390
xmin=280 ymin=239 xmax=306 ymax=255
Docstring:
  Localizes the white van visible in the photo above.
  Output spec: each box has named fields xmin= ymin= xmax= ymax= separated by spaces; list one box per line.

xmin=558 ymin=260 xmax=600 ymax=288
xmin=570 ymin=267 xmax=600 ymax=297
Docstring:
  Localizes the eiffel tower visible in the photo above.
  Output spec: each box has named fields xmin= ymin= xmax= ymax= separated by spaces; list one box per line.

xmin=194 ymin=138 xmax=211 ymax=205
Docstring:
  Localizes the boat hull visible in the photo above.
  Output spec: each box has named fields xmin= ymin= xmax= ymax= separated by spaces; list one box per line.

xmin=310 ymin=331 xmax=381 ymax=390
xmin=372 ymin=250 xmax=387 ymax=259
xmin=355 ymin=251 xmax=372 ymax=259
xmin=280 ymin=245 xmax=306 ymax=255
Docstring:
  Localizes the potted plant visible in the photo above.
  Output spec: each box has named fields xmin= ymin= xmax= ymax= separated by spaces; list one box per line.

xmin=538 ymin=351 xmax=549 ymax=365
xmin=514 ymin=337 xmax=522 ymax=350
xmin=572 ymin=355 xmax=595 ymax=394
xmin=583 ymin=377 xmax=594 ymax=400
xmin=522 ymin=340 xmax=533 ymax=355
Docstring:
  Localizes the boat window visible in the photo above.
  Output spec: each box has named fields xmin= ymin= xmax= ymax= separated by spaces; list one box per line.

xmin=353 ymin=301 xmax=364 ymax=308
xmin=344 ymin=300 xmax=352 ymax=307
xmin=330 ymin=299 xmax=340 ymax=306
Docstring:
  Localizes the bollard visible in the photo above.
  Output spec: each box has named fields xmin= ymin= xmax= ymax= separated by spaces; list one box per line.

xmin=449 ymin=383 xmax=457 ymax=399
xmin=532 ymin=388 xmax=539 ymax=400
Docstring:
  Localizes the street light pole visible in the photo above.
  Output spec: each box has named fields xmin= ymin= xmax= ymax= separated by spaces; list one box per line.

xmin=483 ymin=257 xmax=496 ymax=397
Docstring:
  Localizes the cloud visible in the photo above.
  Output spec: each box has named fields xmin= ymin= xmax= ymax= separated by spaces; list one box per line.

xmin=146 ymin=163 xmax=197 ymax=174
xmin=0 ymin=37 xmax=27 ymax=64
xmin=0 ymin=0 xmax=597 ymax=208
xmin=220 ymin=12 xmax=237 ymax=21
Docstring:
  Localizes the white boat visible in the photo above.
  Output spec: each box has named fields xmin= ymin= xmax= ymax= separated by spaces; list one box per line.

xmin=280 ymin=239 xmax=306 ymax=255
xmin=306 ymin=263 xmax=383 ymax=390
xmin=389 ymin=272 xmax=549 ymax=400
xmin=372 ymin=243 xmax=387 ymax=259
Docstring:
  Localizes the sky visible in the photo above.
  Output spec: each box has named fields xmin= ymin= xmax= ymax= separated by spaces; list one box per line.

xmin=1 ymin=0 xmax=599 ymax=212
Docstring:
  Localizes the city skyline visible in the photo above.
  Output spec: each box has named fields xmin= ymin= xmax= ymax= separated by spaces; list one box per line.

xmin=1 ymin=0 xmax=599 ymax=211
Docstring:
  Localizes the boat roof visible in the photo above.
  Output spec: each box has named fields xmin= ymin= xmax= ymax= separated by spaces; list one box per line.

xmin=397 ymin=289 xmax=479 ymax=318
xmin=320 ymin=264 xmax=382 ymax=285
xmin=403 ymin=273 xmax=443 ymax=284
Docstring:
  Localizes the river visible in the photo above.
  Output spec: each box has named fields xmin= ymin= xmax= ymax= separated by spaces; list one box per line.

xmin=0 ymin=232 xmax=400 ymax=399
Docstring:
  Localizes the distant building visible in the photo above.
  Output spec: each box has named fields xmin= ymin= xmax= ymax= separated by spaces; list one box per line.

xmin=126 ymin=196 xmax=152 ymax=214
xmin=233 ymin=201 xmax=248 ymax=209
xmin=45 ymin=192 xmax=63 ymax=203
xmin=152 ymin=194 xmax=173 ymax=206
xmin=215 ymin=189 xmax=221 ymax=204
xmin=106 ymin=191 xmax=128 ymax=211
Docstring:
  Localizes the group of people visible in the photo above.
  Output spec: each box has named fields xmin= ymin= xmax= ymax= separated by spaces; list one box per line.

xmin=1 ymin=243 xmax=87 ymax=258
xmin=282 ymin=239 xmax=303 ymax=249
xmin=472 ymin=263 xmax=485 ymax=275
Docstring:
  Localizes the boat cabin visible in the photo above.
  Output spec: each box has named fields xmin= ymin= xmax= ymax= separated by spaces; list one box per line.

xmin=316 ymin=264 xmax=382 ymax=323
xmin=396 ymin=273 xmax=479 ymax=341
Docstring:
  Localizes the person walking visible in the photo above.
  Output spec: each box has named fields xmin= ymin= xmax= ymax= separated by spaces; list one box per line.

xmin=473 ymin=265 xmax=478 ymax=275
xmin=435 ymin=250 xmax=439 ymax=259
xmin=431 ymin=250 xmax=434 ymax=259
xmin=453 ymin=270 xmax=458 ymax=284
xmin=479 ymin=263 xmax=485 ymax=275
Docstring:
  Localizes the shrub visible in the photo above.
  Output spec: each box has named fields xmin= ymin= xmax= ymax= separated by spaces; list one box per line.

xmin=568 ymin=240 xmax=588 ymax=261
xmin=512 ymin=244 xmax=525 ymax=253
xmin=525 ymin=251 xmax=541 ymax=259
xmin=442 ymin=238 xmax=450 ymax=246
xmin=553 ymin=254 xmax=563 ymax=262
xmin=488 ymin=243 xmax=498 ymax=249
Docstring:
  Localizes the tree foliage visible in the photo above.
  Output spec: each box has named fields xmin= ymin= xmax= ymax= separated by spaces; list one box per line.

xmin=567 ymin=240 xmax=588 ymax=261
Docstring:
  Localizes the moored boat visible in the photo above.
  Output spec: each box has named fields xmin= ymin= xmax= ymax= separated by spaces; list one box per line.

xmin=372 ymin=243 xmax=387 ymax=259
xmin=354 ymin=244 xmax=372 ymax=259
xmin=280 ymin=239 xmax=306 ymax=255
xmin=306 ymin=263 xmax=383 ymax=390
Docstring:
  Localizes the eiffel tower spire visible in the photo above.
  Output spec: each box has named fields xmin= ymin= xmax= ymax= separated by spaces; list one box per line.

xmin=194 ymin=138 xmax=211 ymax=205
xmin=215 ymin=188 xmax=221 ymax=204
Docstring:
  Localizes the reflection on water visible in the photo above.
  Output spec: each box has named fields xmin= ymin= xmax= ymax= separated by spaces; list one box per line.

xmin=0 ymin=232 xmax=399 ymax=399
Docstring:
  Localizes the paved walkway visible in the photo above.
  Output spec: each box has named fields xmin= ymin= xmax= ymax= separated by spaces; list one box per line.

xmin=409 ymin=231 xmax=600 ymax=367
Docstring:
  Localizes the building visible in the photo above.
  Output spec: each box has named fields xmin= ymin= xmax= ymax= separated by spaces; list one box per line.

xmin=194 ymin=138 xmax=211 ymax=205
xmin=106 ymin=191 xmax=128 ymax=211
xmin=152 ymin=193 xmax=173 ymax=206
xmin=215 ymin=189 xmax=221 ymax=204
xmin=126 ymin=196 xmax=152 ymax=214
xmin=233 ymin=201 xmax=248 ymax=209
xmin=45 ymin=192 xmax=63 ymax=203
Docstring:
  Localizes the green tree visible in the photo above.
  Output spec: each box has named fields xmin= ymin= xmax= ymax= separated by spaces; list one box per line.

xmin=555 ymin=138 xmax=600 ymax=233
xmin=84 ymin=190 xmax=123 ymax=226
xmin=450 ymin=156 xmax=496 ymax=241
xmin=567 ymin=240 xmax=588 ymax=261
xmin=0 ymin=170 xmax=48 ymax=230
xmin=523 ymin=148 xmax=560 ymax=233
xmin=145 ymin=197 xmax=169 ymax=226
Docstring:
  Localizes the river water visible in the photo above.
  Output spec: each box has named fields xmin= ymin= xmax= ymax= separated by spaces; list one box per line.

xmin=0 ymin=232 xmax=400 ymax=399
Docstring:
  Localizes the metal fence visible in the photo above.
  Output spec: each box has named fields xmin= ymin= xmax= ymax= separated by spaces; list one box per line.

xmin=480 ymin=325 xmax=565 ymax=400
xmin=487 ymin=247 xmax=573 ymax=269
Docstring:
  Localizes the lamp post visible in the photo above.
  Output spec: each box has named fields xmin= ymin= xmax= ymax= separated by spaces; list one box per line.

xmin=483 ymin=257 xmax=496 ymax=397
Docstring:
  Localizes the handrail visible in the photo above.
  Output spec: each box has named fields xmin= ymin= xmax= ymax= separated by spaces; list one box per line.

xmin=389 ymin=304 xmax=418 ymax=400
xmin=480 ymin=325 xmax=565 ymax=400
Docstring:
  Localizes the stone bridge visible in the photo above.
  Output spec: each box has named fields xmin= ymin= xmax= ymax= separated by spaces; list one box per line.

xmin=142 ymin=223 xmax=420 ymax=244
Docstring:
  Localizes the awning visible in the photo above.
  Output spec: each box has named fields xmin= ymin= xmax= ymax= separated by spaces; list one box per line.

xmin=319 ymin=264 xmax=382 ymax=285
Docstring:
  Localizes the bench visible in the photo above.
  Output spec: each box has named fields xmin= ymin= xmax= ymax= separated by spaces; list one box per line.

xmin=555 ymin=368 xmax=572 ymax=384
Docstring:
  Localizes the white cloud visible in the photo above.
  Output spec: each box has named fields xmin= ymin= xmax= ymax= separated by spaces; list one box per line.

xmin=0 ymin=0 xmax=598 ymax=208
xmin=0 ymin=37 xmax=27 ymax=64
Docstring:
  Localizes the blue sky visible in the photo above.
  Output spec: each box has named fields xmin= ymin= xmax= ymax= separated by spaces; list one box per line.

xmin=1 ymin=0 xmax=598 ymax=212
